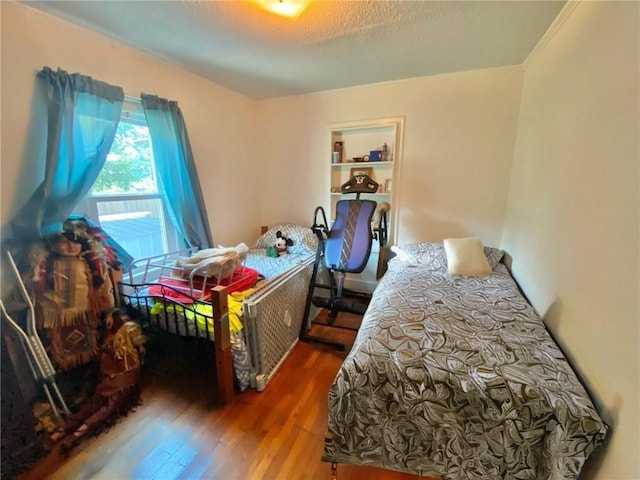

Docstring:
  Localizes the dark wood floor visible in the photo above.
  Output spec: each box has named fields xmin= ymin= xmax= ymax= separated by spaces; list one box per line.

xmin=18 ymin=312 xmax=433 ymax=480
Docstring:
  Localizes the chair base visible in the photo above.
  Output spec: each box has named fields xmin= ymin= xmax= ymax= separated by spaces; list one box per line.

xmin=311 ymin=297 xmax=368 ymax=318
xmin=301 ymin=201 xmax=386 ymax=351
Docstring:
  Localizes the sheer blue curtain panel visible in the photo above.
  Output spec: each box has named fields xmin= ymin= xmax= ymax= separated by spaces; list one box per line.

xmin=10 ymin=67 xmax=124 ymax=240
xmin=140 ymin=93 xmax=213 ymax=250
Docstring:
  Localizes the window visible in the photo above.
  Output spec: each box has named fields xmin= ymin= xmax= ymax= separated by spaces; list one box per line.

xmin=77 ymin=99 xmax=181 ymax=262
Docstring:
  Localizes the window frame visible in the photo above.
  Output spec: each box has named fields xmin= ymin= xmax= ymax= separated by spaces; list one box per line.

xmin=75 ymin=98 xmax=182 ymax=263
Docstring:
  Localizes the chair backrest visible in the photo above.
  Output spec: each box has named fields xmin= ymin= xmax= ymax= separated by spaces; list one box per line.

xmin=324 ymin=198 xmax=377 ymax=273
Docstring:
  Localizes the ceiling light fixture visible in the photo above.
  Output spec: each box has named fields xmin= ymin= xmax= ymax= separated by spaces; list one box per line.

xmin=252 ymin=0 xmax=312 ymax=19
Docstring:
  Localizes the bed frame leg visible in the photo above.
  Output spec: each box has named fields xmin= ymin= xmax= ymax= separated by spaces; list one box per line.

xmin=330 ymin=462 xmax=338 ymax=480
xmin=211 ymin=285 xmax=234 ymax=405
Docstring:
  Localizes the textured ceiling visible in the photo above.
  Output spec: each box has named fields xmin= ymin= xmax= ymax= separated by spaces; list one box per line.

xmin=24 ymin=0 xmax=566 ymax=99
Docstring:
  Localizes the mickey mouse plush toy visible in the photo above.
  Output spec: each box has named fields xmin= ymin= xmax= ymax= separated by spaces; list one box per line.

xmin=266 ymin=231 xmax=294 ymax=257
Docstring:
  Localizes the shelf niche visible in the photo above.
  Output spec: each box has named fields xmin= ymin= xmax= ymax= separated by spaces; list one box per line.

xmin=328 ymin=117 xmax=404 ymax=293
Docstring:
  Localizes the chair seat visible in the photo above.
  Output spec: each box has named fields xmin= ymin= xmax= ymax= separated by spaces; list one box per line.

xmin=324 ymin=199 xmax=377 ymax=273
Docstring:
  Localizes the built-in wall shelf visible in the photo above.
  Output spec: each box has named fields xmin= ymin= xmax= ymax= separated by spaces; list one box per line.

xmin=327 ymin=117 xmax=404 ymax=293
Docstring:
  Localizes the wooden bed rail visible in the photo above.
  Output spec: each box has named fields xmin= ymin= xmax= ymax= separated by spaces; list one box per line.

xmin=210 ymin=285 xmax=234 ymax=404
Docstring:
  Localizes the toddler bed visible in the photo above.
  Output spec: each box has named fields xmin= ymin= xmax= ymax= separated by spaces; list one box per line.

xmin=323 ymin=240 xmax=608 ymax=480
xmin=118 ymin=223 xmax=318 ymax=395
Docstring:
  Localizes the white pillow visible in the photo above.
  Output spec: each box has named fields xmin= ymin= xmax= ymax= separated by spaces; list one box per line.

xmin=443 ymin=237 xmax=492 ymax=277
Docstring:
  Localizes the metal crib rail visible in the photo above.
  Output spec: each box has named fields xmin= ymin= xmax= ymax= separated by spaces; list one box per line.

xmin=118 ymin=280 xmax=216 ymax=341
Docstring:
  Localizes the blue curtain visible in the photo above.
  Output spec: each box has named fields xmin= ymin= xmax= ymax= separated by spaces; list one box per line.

xmin=10 ymin=67 xmax=124 ymax=240
xmin=140 ymin=94 xmax=213 ymax=249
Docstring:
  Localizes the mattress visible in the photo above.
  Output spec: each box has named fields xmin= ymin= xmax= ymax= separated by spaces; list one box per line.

xmin=243 ymin=248 xmax=314 ymax=280
xmin=323 ymin=242 xmax=608 ymax=479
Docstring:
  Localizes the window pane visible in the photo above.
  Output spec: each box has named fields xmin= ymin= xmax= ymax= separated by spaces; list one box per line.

xmin=96 ymin=199 xmax=167 ymax=260
xmin=92 ymin=121 xmax=157 ymax=195
xmin=77 ymin=99 xmax=181 ymax=263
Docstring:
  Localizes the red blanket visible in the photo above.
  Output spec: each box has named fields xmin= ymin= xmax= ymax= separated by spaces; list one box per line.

xmin=148 ymin=265 xmax=259 ymax=303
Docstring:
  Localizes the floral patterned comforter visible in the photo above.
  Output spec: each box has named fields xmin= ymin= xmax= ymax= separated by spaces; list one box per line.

xmin=322 ymin=242 xmax=608 ymax=480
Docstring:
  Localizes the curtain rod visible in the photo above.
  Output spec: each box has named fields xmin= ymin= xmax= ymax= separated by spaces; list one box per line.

xmin=124 ymin=94 xmax=141 ymax=102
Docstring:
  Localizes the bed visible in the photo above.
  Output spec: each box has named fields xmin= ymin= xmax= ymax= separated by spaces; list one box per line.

xmin=117 ymin=223 xmax=318 ymax=398
xmin=322 ymin=240 xmax=608 ymax=479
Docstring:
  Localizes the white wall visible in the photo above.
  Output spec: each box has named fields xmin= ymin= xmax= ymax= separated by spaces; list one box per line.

xmin=0 ymin=1 xmax=258 ymax=247
xmin=254 ymin=66 xmax=523 ymax=247
xmin=502 ymin=2 xmax=639 ymax=478
xmin=4 ymin=0 xmax=636 ymax=476
xmin=1 ymin=2 xmax=522 ymax=250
